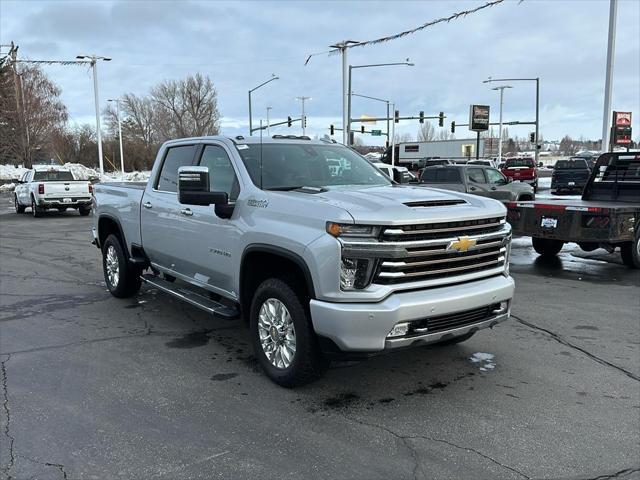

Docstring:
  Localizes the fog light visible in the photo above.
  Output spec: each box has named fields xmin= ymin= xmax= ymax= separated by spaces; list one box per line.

xmin=492 ymin=301 xmax=509 ymax=315
xmin=387 ymin=322 xmax=409 ymax=338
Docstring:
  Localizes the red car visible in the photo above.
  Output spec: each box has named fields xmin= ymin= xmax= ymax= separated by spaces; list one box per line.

xmin=501 ymin=157 xmax=538 ymax=192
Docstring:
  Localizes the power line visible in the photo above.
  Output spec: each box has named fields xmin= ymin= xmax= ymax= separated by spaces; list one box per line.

xmin=305 ymin=0 xmax=512 ymax=65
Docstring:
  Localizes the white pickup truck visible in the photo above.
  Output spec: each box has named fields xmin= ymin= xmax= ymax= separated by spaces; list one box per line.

xmin=14 ymin=165 xmax=93 ymax=217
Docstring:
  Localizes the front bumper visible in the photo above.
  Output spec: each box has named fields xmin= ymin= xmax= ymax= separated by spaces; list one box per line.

xmin=310 ymin=274 xmax=514 ymax=352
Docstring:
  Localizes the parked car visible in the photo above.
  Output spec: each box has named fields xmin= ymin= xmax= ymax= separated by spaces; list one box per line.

xmin=501 ymin=157 xmax=538 ymax=192
xmin=419 ymin=165 xmax=535 ymax=202
xmin=467 ymin=159 xmax=496 ymax=168
xmin=14 ymin=165 xmax=92 ymax=217
xmin=507 ymin=152 xmax=640 ymax=268
xmin=551 ymin=158 xmax=591 ymax=194
xmin=372 ymin=162 xmax=418 ymax=184
xmin=93 ymin=135 xmax=514 ymax=386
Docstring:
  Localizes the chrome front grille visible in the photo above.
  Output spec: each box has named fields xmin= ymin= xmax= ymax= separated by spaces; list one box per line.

xmin=341 ymin=217 xmax=510 ymax=287
xmin=374 ymin=219 xmax=508 ymax=284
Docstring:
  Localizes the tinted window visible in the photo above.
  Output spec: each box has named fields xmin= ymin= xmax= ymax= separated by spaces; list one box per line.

xmin=467 ymin=168 xmax=486 ymax=183
xmin=485 ymin=168 xmax=505 ymax=184
xmin=33 ymin=170 xmax=75 ymax=181
xmin=156 ymin=145 xmax=196 ymax=192
xmin=505 ymin=158 xmax=535 ymax=168
xmin=421 ymin=168 xmax=461 ymax=183
xmin=404 ymin=145 xmax=419 ymax=153
xmin=198 ymin=145 xmax=239 ymax=201
xmin=556 ymin=159 xmax=589 ymax=169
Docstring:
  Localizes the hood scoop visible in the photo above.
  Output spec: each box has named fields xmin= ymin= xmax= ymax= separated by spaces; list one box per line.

xmin=404 ymin=199 xmax=466 ymax=208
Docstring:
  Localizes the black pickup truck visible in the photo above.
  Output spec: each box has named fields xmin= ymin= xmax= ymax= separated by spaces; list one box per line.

xmin=507 ymin=152 xmax=640 ymax=268
xmin=551 ymin=158 xmax=591 ymax=194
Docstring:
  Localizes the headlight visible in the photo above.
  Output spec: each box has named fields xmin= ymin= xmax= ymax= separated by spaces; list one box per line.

xmin=327 ymin=222 xmax=379 ymax=238
xmin=503 ymin=235 xmax=512 ymax=275
xmin=340 ymin=258 xmax=376 ymax=290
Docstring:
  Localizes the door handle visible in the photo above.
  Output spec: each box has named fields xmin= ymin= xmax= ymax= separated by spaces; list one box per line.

xmin=470 ymin=187 xmax=476 ymax=191
xmin=180 ymin=208 xmax=193 ymax=216
xmin=143 ymin=202 xmax=152 ymax=209
xmin=491 ymin=187 xmax=497 ymax=190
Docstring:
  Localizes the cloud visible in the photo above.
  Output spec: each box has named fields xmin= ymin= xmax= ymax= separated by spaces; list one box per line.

xmin=1 ymin=0 xmax=638 ymax=144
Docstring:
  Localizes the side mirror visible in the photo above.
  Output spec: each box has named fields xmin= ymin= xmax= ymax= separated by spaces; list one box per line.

xmin=178 ymin=166 xmax=228 ymax=206
xmin=506 ymin=176 xmax=513 ymax=183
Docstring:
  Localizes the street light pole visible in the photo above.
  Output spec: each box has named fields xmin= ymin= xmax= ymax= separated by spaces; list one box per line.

xmin=108 ymin=98 xmax=124 ymax=179
xmin=351 ymin=92 xmax=391 ymax=147
xmin=601 ymin=0 xmax=617 ymax=152
xmin=330 ymin=41 xmax=360 ymax=145
xmin=248 ymin=74 xmax=278 ymax=136
xmin=391 ymin=102 xmax=396 ymax=167
xmin=483 ymin=76 xmax=540 ymax=164
xmin=296 ymin=96 xmax=311 ymax=136
xmin=77 ymin=54 xmax=111 ymax=175
xmin=491 ymin=85 xmax=512 ymax=162
xmin=347 ymin=61 xmax=414 ymax=145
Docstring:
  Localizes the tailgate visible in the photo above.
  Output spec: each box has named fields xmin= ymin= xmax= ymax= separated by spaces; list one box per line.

xmin=506 ymin=201 xmax=634 ymax=242
xmin=43 ymin=181 xmax=90 ymax=198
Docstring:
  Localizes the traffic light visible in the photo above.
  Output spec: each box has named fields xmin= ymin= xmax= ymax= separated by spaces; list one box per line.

xmin=287 ymin=116 xmax=292 ymax=127
xmin=419 ymin=111 xmax=424 ymax=124
xmin=394 ymin=110 xmax=400 ymax=123
xmin=438 ymin=112 xmax=444 ymax=127
xmin=303 ymin=116 xmax=307 ymax=128
xmin=361 ymin=125 xmax=365 ymax=134
xmin=451 ymin=121 xmax=456 ymax=134
xmin=330 ymin=124 xmax=335 ymax=135
xmin=529 ymin=132 xmax=535 ymax=142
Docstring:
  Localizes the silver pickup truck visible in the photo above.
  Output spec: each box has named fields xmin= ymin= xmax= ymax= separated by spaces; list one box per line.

xmin=92 ymin=135 xmax=514 ymax=386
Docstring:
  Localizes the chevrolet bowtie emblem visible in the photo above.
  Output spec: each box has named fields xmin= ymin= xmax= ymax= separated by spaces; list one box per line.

xmin=448 ymin=236 xmax=477 ymax=252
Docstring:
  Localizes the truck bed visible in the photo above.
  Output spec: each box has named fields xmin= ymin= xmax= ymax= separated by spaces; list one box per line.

xmin=94 ymin=182 xmax=147 ymax=249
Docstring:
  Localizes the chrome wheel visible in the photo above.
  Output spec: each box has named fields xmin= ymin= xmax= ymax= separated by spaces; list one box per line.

xmin=105 ymin=245 xmax=120 ymax=287
xmin=258 ymin=298 xmax=296 ymax=369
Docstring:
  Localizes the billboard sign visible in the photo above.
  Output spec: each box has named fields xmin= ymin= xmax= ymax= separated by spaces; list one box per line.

xmin=612 ymin=111 xmax=632 ymax=146
xmin=469 ymin=105 xmax=490 ymax=132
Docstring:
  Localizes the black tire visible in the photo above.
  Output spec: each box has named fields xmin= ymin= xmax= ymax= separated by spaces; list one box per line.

xmin=533 ymin=182 xmax=538 ymax=194
xmin=14 ymin=196 xmax=25 ymax=214
xmin=250 ymin=277 xmax=327 ymax=387
xmin=532 ymin=237 xmax=564 ymax=257
xmin=620 ymin=229 xmax=640 ymax=269
xmin=102 ymin=234 xmax=141 ymax=298
xmin=435 ymin=331 xmax=475 ymax=346
xmin=31 ymin=196 xmax=42 ymax=218
xmin=79 ymin=206 xmax=91 ymax=216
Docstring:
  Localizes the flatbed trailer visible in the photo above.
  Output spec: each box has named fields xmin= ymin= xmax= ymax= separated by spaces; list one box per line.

xmin=506 ymin=152 xmax=640 ymax=268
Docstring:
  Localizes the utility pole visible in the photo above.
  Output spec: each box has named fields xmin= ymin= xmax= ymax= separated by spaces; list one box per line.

xmin=330 ymin=41 xmax=359 ymax=145
xmin=295 ymin=96 xmax=311 ymax=136
xmin=601 ymin=0 xmax=617 ymax=152
xmin=391 ymin=102 xmax=396 ymax=167
xmin=108 ymin=99 xmax=125 ymax=178
xmin=266 ymin=106 xmax=272 ymax=135
xmin=492 ymin=85 xmax=512 ymax=162
xmin=77 ymin=55 xmax=111 ymax=175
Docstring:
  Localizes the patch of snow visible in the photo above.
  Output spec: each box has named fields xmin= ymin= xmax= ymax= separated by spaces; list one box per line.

xmin=469 ymin=352 xmax=496 ymax=372
xmin=0 ymin=183 xmax=16 ymax=192
xmin=0 ymin=165 xmax=28 ymax=181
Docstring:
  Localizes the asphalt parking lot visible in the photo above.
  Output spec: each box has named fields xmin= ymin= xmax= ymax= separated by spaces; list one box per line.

xmin=1 ymin=192 xmax=639 ymax=480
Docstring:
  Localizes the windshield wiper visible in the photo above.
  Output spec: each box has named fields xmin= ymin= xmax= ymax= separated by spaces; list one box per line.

xmin=265 ymin=186 xmax=326 ymax=193
xmin=265 ymin=186 xmax=305 ymax=191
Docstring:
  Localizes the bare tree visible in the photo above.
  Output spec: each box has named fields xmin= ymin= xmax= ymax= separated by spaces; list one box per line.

xmin=151 ymin=73 xmax=220 ymax=140
xmin=417 ymin=122 xmax=435 ymax=142
xmin=394 ymin=132 xmax=413 ymax=143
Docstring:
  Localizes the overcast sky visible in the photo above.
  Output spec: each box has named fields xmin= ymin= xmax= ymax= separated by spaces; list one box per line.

xmin=1 ymin=0 xmax=639 ymax=145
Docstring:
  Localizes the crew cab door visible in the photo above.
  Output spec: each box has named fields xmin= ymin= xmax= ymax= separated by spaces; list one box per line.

xmin=484 ymin=168 xmax=514 ymax=201
xmin=176 ymin=143 xmax=242 ymax=298
xmin=465 ymin=167 xmax=491 ymax=196
xmin=140 ymin=143 xmax=199 ymax=271
xmin=15 ymin=171 xmax=31 ymax=204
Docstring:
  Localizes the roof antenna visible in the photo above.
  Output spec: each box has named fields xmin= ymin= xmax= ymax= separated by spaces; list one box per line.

xmin=259 ymin=119 xmax=264 ymax=189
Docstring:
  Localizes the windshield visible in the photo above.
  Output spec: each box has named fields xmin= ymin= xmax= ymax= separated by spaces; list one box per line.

xmin=505 ymin=158 xmax=534 ymax=168
xmin=33 ymin=170 xmax=75 ymax=181
xmin=236 ymin=143 xmax=391 ymax=190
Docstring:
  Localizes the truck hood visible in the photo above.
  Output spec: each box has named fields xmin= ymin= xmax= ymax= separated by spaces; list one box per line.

xmin=309 ymin=185 xmax=506 ymax=225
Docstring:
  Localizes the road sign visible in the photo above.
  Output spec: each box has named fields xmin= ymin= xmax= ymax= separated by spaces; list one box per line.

xmin=371 ymin=129 xmax=382 ymax=136
xmin=469 ymin=104 xmax=490 ymax=132
xmin=612 ymin=111 xmax=632 ymax=146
